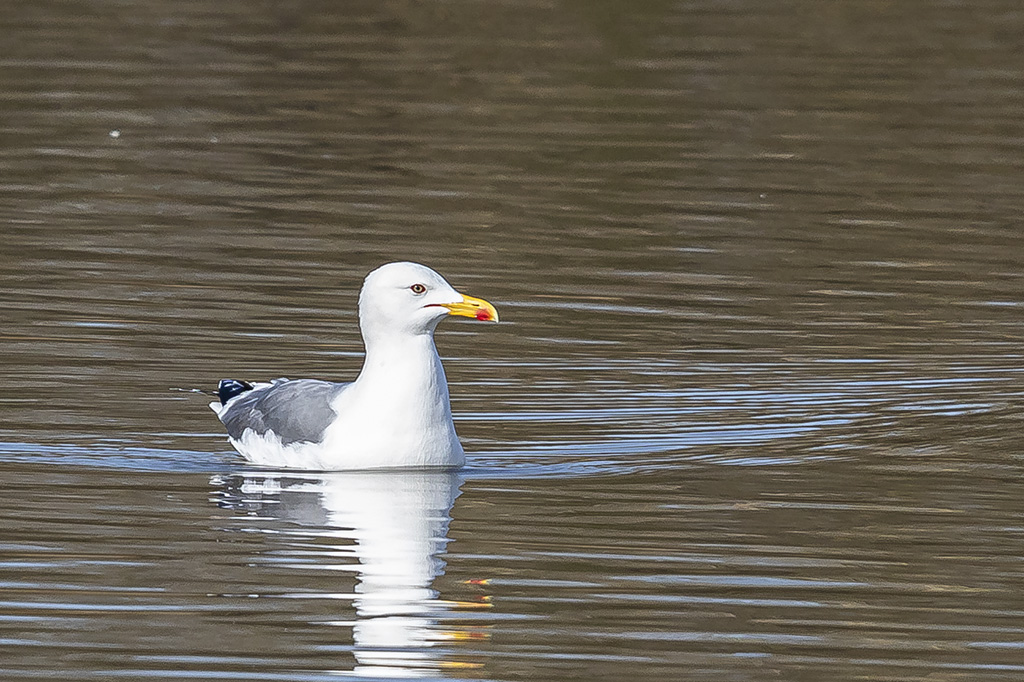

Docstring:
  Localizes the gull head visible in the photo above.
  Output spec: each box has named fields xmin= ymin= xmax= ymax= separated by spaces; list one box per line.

xmin=358 ymin=262 xmax=498 ymax=340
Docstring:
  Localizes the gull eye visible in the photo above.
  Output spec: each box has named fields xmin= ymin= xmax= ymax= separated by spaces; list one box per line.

xmin=410 ymin=283 xmax=427 ymax=295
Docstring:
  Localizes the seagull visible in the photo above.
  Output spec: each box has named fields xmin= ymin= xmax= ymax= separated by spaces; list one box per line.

xmin=209 ymin=262 xmax=498 ymax=470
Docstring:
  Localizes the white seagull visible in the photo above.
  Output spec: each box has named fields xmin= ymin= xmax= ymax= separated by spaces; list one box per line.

xmin=209 ymin=262 xmax=499 ymax=470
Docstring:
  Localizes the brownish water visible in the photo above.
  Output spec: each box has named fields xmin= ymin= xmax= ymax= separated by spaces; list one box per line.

xmin=2 ymin=1 xmax=1024 ymax=680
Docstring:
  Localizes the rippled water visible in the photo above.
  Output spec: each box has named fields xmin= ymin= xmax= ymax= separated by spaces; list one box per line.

xmin=3 ymin=0 xmax=1024 ymax=680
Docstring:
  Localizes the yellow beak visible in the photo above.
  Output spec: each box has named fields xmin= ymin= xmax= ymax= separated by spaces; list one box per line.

xmin=439 ymin=294 xmax=499 ymax=322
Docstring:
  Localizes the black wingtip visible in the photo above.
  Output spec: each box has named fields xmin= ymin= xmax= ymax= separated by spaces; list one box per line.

xmin=217 ymin=379 xmax=254 ymax=405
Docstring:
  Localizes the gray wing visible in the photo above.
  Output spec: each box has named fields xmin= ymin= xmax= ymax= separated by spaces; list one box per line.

xmin=218 ymin=379 xmax=348 ymax=446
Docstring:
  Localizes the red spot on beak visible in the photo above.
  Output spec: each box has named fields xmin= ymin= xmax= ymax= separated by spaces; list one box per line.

xmin=475 ymin=308 xmax=491 ymax=321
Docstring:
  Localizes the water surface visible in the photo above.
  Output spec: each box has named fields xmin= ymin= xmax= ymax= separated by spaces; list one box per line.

xmin=2 ymin=1 xmax=1024 ymax=680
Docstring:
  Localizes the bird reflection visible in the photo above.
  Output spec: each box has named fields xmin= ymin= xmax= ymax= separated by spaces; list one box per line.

xmin=213 ymin=470 xmax=487 ymax=677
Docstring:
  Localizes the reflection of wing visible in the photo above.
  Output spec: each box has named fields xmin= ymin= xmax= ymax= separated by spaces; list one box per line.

xmin=213 ymin=470 xmax=477 ymax=677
